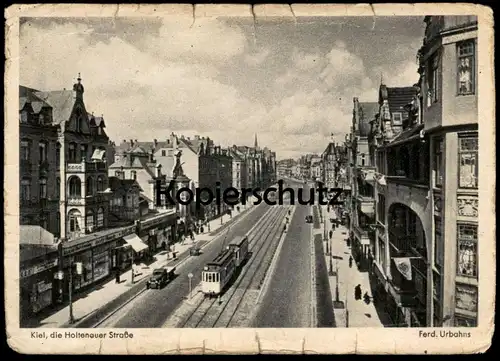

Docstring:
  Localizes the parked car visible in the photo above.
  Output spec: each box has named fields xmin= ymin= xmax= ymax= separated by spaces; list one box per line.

xmin=146 ymin=267 xmax=176 ymax=289
xmin=190 ymin=246 xmax=201 ymax=256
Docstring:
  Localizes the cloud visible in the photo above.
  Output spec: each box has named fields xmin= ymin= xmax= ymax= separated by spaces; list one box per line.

xmin=19 ymin=18 xmax=421 ymax=160
xmin=244 ymin=48 xmax=270 ymax=66
xmin=146 ymin=18 xmax=247 ymax=63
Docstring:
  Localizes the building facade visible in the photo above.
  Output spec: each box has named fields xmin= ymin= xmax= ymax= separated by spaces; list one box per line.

xmin=366 ymin=15 xmax=478 ymax=328
xmin=19 ymin=87 xmax=60 ymax=237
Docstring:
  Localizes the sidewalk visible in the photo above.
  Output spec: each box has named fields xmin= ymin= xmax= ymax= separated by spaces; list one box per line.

xmin=322 ymin=205 xmax=390 ymax=328
xmin=35 ymin=203 xmax=256 ymax=328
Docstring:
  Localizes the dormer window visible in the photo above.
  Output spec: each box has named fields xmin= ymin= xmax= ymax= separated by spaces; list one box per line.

xmin=392 ymin=112 xmax=403 ymax=125
xmin=20 ymin=111 xmax=28 ymax=124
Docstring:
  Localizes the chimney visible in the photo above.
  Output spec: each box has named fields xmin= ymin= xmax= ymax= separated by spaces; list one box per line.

xmin=129 ymin=139 xmax=134 ymax=147
xmin=123 ymin=139 xmax=126 ymax=143
xmin=172 ymin=135 xmax=178 ymax=150
xmin=154 ymin=139 xmax=158 ymax=147
xmin=156 ymin=164 xmax=162 ymax=178
xmin=150 ymin=150 xmax=154 ymax=162
xmin=167 ymin=139 xmax=170 ymax=145
xmin=135 ymin=139 xmax=138 ymax=143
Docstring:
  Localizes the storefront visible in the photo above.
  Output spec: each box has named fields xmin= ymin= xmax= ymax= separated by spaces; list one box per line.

xmin=121 ymin=233 xmax=149 ymax=264
xmin=61 ymin=225 xmax=134 ymax=297
xmin=20 ymin=252 xmax=59 ymax=321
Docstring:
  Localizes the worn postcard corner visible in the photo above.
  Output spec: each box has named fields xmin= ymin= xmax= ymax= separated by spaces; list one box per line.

xmin=3 ymin=2 xmax=496 ymax=355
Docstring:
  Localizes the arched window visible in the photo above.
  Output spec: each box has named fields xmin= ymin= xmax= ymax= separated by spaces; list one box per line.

xmin=68 ymin=177 xmax=81 ymax=197
xmin=80 ymin=144 xmax=87 ymax=162
xmin=86 ymin=177 xmax=94 ymax=196
xmin=56 ymin=142 xmax=61 ymax=168
xmin=85 ymin=210 xmax=94 ymax=232
xmin=21 ymin=178 xmax=31 ymax=203
xmin=97 ymin=176 xmax=104 ymax=192
xmin=68 ymin=209 xmax=81 ymax=232
xmin=56 ymin=212 xmax=61 ymax=237
xmin=68 ymin=142 xmax=77 ymax=163
xmin=56 ymin=178 xmax=60 ymax=199
xmin=39 ymin=177 xmax=47 ymax=199
xmin=39 ymin=141 xmax=48 ymax=163
xmin=21 ymin=139 xmax=31 ymax=161
xmin=97 ymin=208 xmax=104 ymax=228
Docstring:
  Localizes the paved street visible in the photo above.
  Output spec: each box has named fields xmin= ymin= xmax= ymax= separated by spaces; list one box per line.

xmin=252 ymin=181 xmax=323 ymax=328
xmin=98 ymin=202 xmax=278 ymax=328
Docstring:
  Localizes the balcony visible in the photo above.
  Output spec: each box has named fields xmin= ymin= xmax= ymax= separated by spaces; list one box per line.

xmin=67 ymin=197 xmax=85 ymax=206
xmin=356 ymin=195 xmax=375 ymax=216
xmin=353 ymin=223 xmax=371 ymax=244
xmin=359 ymin=167 xmax=377 ymax=185
xmin=66 ymin=161 xmax=107 ymax=173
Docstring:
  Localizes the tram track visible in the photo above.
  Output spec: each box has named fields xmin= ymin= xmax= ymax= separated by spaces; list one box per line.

xmin=176 ymin=207 xmax=276 ymax=328
xmin=193 ymin=206 xmax=289 ymax=328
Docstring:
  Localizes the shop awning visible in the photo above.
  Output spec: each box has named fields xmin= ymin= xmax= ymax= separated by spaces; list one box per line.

xmin=123 ymin=233 xmax=149 ymax=253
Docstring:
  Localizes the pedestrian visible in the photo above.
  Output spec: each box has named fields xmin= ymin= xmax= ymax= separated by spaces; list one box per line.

xmin=349 ymin=255 xmax=353 ymax=268
xmin=115 ymin=269 xmax=121 ymax=284
xmin=346 ymin=238 xmax=351 ymax=248
xmin=283 ymin=224 xmax=287 ymax=232
xmin=354 ymin=284 xmax=362 ymax=300
xmin=329 ymin=230 xmax=333 ymax=239
xmin=364 ymin=292 xmax=371 ymax=305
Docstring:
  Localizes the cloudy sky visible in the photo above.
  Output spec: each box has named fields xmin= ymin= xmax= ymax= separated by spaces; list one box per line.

xmin=20 ymin=16 xmax=425 ymax=159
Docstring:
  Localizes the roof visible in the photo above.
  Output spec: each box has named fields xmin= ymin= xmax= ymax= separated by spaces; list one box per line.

xmin=108 ymin=176 xmax=143 ymax=192
xmin=20 ymin=244 xmax=58 ymax=263
xmin=33 ymin=90 xmax=75 ymax=125
xmin=387 ymin=124 xmax=425 ymax=147
xmin=20 ymin=225 xmax=56 ymax=246
xmin=208 ymin=248 xmax=234 ymax=267
xmin=109 ymin=154 xmax=157 ymax=178
xmin=387 ymin=87 xmax=417 ymax=114
xmin=358 ymin=102 xmax=378 ymax=137
xmin=229 ymin=236 xmax=247 ymax=246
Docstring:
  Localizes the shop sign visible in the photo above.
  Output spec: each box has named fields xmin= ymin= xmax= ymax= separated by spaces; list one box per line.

xmin=20 ymin=258 xmax=58 ymax=279
xmin=62 ymin=225 xmax=135 ymax=256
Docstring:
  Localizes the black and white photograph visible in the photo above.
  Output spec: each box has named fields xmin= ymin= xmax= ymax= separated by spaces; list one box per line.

xmin=5 ymin=4 xmax=495 ymax=355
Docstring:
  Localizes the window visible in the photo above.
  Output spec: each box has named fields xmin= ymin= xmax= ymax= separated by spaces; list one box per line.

xmin=97 ymin=176 xmax=104 ymax=192
xmin=361 ymin=154 xmax=365 ymax=167
xmin=21 ymin=139 xmax=31 ymax=161
xmin=378 ymin=194 xmax=386 ymax=224
xmin=459 ymin=134 xmax=478 ymax=189
xmin=56 ymin=143 xmax=60 ymax=168
xmin=39 ymin=215 xmax=48 ymax=230
xmin=39 ymin=178 xmax=47 ymax=199
xmin=68 ymin=210 xmax=81 ymax=232
xmin=392 ymin=112 xmax=403 ymax=125
xmin=56 ymin=178 xmax=60 ymax=199
xmin=434 ymin=217 xmax=443 ymax=268
xmin=80 ymin=144 xmax=87 ymax=162
xmin=457 ymin=224 xmax=478 ymax=278
xmin=39 ymin=141 xmax=48 ymax=163
xmin=56 ymin=212 xmax=61 ymax=237
xmin=457 ymin=40 xmax=475 ymax=95
xmin=68 ymin=143 xmax=77 ymax=163
xmin=97 ymin=127 xmax=102 ymax=135
xmin=86 ymin=211 xmax=94 ymax=232
xmin=454 ymin=316 xmax=477 ymax=327
xmin=86 ymin=177 xmax=94 ymax=196
xmin=427 ymin=52 xmax=439 ymax=106
xmin=131 ymin=171 xmax=137 ymax=180
xmin=97 ymin=208 xmax=104 ymax=228
xmin=161 ymin=150 xmax=166 ymax=156
xmin=433 ymin=138 xmax=443 ymax=187
xmin=68 ymin=177 xmax=81 ymax=197
xmin=21 ymin=178 xmax=31 ymax=203
xmin=20 ymin=110 xmax=28 ymax=123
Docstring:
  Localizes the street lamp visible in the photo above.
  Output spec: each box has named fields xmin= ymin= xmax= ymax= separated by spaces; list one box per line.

xmin=68 ymin=259 xmax=83 ymax=324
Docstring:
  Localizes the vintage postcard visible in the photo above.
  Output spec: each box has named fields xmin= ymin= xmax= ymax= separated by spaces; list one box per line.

xmin=4 ymin=3 xmax=495 ymax=355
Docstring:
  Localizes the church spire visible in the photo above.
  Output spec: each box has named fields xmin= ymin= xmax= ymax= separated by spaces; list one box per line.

xmin=254 ymin=133 xmax=258 ymax=148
